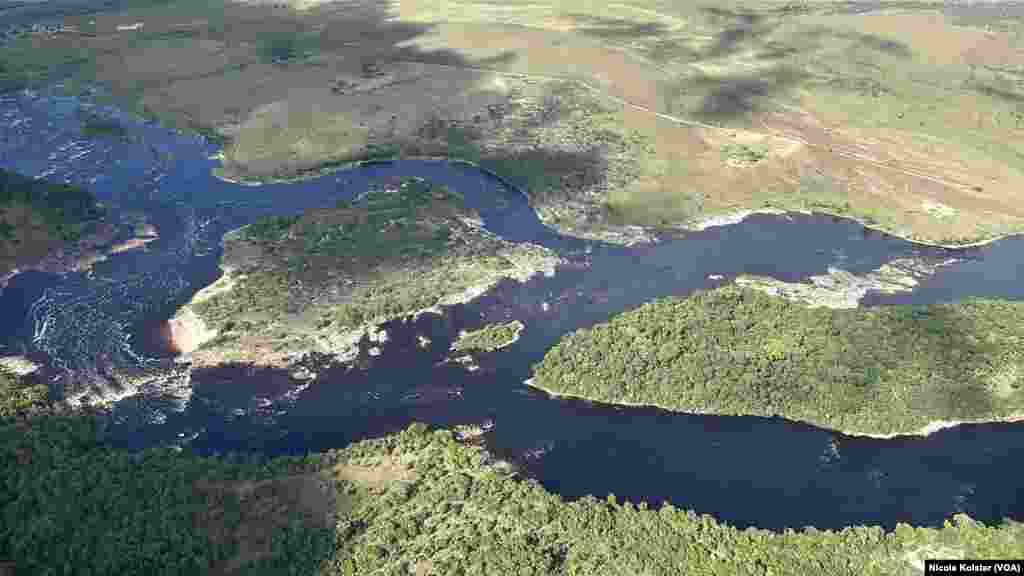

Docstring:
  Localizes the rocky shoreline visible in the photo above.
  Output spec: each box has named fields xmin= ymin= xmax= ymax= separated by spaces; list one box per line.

xmin=735 ymin=256 xmax=961 ymax=309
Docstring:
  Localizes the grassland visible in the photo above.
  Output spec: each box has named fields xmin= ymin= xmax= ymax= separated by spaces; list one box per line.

xmin=531 ymin=286 xmax=1024 ymax=437
xmin=2 ymin=376 xmax=1023 ymax=575
xmin=0 ymin=169 xmax=107 ymax=279
xmin=5 ymin=0 xmax=1023 ymax=244
xmin=183 ymin=178 xmax=560 ymax=368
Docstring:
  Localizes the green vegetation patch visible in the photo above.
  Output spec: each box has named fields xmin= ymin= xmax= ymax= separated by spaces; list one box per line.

xmin=328 ymin=425 xmax=1024 ymax=576
xmin=722 ymin=142 xmax=768 ymax=164
xmin=0 ymin=169 xmax=105 ymax=243
xmin=452 ymin=320 xmax=525 ymax=353
xmin=0 ymin=412 xmax=333 ymax=574
xmin=256 ymin=30 xmax=323 ymax=65
xmin=238 ymin=178 xmax=463 ymax=268
xmin=532 ymin=286 xmax=1024 ymax=436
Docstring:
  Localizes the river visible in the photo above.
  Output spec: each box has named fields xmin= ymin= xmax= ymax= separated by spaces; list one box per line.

xmin=2 ymin=88 xmax=1023 ymax=531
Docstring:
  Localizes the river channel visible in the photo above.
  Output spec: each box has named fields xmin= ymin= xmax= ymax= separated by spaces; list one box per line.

xmin=2 ymin=88 xmax=1023 ymax=531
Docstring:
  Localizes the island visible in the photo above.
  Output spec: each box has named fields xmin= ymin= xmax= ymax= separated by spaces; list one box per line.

xmin=451 ymin=320 xmax=525 ymax=354
xmin=170 ymin=177 xmax=561 ymax=370
xmin=530 ymin=286 xmax=1024 ymax=437
xmin=0 ymin=168 xmax=110 ymax=284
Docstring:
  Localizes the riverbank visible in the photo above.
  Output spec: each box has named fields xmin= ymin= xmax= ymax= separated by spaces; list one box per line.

xmin=214 ymin=155 xmax=1022 ymax=251
xmin=848 ymin=414 xmax=1024 ymax=440
xmin=0 ymin=168 xmax=116 ymax=286
xmin=212 ymin=152 xmax=663 ymax=246
xmin=527 ymin=378 xmax=1024 ymax=440
xmin=530 ymin=286 xmax=1024 ymax=438
xmin=690 ymin=208 xmax=1019 ymax=250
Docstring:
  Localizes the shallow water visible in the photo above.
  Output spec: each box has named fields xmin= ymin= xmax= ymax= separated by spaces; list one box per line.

xmin=2 ymin=89 xmax=1023 ymax=531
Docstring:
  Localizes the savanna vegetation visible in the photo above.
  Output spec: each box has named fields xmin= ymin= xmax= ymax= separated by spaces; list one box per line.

xmin=8 ymin=0 xmax=1024 ymax=244
xmin=2 ymin=373 xmax=1023 ymax=575
xmin=531 ymin=286 xmax=1024 ymax=436
xmin=0 ymin=169 xmax=106 ymax=276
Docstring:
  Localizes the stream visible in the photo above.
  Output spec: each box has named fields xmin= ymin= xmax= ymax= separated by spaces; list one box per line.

xmin=2 ymin=88 xmax=1024 ymax=531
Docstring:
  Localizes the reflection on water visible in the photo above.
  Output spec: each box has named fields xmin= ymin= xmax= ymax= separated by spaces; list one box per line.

xmin=2 ymin=89 xmax=1024 ymax=530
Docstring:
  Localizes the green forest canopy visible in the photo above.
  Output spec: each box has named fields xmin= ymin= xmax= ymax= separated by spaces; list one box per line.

xmin=2 ymin=392 xmax=1022 ymax=575
xmin=0 ymin=168 xmax=104 ymax=242
xmin=532 ymin=286 xmax=1024 ymax=436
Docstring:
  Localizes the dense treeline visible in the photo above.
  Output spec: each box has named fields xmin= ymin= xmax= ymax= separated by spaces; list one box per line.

xmin=3 ymin=393 xmax=1022 ymax=575
xmin=0 ymin=380 xmax=333 ymax=575
xmin=0 ymin=169 xmax=104 ymax=243
xmin=532 ymin=286 xmax=1024 ymax=435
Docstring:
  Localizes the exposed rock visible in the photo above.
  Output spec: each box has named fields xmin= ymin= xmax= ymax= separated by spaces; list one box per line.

xmin=690 ymin=208 xmax=788 ymax=231
xmin=167 ymin=308 xmax=219 ymax=355
xmin=735 ymin=256 xmax=960 ymax=309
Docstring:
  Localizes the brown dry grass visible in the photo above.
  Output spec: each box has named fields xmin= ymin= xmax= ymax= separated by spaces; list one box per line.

xmin=329 ymin=457 xmax=417 ymax=492
xmin=15 ymin=0 xmax=1024 ymax=244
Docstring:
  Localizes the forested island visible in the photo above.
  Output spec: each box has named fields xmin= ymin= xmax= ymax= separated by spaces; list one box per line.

xmin=0 ymin=168 xmax=107 ymax=280
xmin=2 ymin=372 xmax=1022 ymax=575
xmin=530 ymin=286 xmax=1024 ymax=437
xmin=174 ymin=177 xmax=560 ymax=368
xmin=451 ymin=320 xmax=525 ymax=353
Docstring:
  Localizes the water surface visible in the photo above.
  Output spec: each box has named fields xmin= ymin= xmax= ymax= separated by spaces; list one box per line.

xmin=2 ymin=89 xmax=1023 ymax=531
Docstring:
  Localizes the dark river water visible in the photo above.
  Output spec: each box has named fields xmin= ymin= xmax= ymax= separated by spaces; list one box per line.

xmin=2 ymin=88 xmax=1024 ymax=531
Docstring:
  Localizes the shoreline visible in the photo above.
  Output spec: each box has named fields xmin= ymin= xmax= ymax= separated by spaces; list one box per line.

xmin=212 ymin=156 xmax=1020 ymax=251
xmin=169 ymin=219 xmax=562 ymax=369
xmin=732 ymin=255 xmax=961 ymax=310
xmin=689 ymin=208 xmax=1018 ymax=251
xmin=524 ymin=379 xmax=1024 ymax=440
